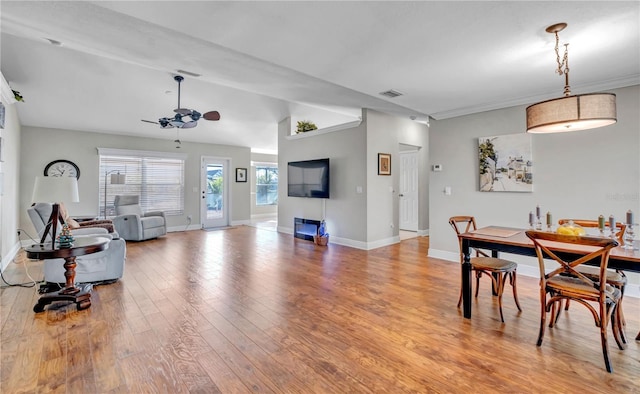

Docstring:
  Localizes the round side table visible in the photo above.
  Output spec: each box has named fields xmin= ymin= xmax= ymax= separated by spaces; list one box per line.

xmin=25 ymin=236 xmax=109 ymax=313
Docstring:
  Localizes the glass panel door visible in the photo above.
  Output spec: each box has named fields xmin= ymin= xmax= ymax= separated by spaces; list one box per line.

xmin=201 ymin=157 xmax=229 ymax=228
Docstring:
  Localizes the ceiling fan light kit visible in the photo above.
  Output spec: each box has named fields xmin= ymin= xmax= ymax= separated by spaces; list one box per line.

xmin=142 ymin=75 xmax=220 ymax=129
xmin=526 ymin=23 xmax=616 ymax=134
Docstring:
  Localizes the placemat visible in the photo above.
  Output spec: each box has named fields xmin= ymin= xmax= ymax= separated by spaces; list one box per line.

xmin=473 ymin=227 xmax=521 ymax=238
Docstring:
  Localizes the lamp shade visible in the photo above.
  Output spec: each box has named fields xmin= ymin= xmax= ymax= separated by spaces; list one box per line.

xmin=110 ymin=173 xmax=126 ymax=185
xmin=31 ymin=176 xmax=79 ymax=204
xmin=526 ymin=93 xmax=617 ymax=133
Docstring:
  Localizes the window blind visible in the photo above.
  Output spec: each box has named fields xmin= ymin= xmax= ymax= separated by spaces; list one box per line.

xmin=97 ymin=148 xmax=186 ymax=217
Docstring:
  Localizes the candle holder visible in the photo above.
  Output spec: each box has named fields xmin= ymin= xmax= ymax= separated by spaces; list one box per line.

xmin=535 ymin=217 xmax=542 ymax=231
xmin=546 ymin=224 xmax=553 ymax=232
xmin=623 ymin=224 xmax=636 ymax=250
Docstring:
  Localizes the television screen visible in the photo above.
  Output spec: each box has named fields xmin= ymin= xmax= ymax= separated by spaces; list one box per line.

xmin=287 ymin=158 xmax=330 ymax=198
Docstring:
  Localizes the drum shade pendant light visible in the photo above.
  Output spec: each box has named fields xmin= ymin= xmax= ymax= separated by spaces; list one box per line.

xmin=526 ymin=23 xmax=616 ymax=134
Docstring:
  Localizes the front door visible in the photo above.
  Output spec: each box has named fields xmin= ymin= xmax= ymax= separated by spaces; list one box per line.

xmin=201 ymin=157 xmax=230 ymax=228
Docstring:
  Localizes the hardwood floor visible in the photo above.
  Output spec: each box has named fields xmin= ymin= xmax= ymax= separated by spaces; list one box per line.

xmin=1 ymin=226 xmax=639 ymax=393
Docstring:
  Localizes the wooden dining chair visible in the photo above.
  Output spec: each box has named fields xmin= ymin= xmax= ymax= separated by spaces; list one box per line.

xmin=525 ymin=230 xmax=624 ymax=373
xmin=555 ymin=219 xmax=628 ymax=345
xmin=449 ymin=216 xmax=522 ymax=322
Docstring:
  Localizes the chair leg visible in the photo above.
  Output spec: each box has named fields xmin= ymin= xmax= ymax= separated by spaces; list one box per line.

xmin=457 ymin=288 xmax=462 ymax=308
xmin=475 ymin=271 xmax=481 ymax=298
xmin=616 ymin=297 xmax=627 ymax=345
xmin=537 ymin=290 xmax=547 ymax=346
xmin=497 ymin=273 xmax=505 ymax=323
xmin=601 ymin=304 xmax=613 ymax=373
xmin=509 ymin=271 xmax=522 ymax=312
xmin=564 ymin=299 xmax=571 ymax=310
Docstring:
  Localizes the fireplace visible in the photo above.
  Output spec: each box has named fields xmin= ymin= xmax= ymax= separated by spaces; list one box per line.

xmin=294 ymin=218 xmax=320 ymax=241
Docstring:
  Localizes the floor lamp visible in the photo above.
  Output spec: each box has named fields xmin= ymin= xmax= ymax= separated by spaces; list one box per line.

xmin=31 ymin=176 xmax=80 ymax=248
xmin=104 ymin=171 xmax=126 ymax=219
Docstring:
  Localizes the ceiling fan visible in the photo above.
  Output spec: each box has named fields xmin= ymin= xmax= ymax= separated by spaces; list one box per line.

xmin=142 ymin=75 xmax=220 ymax=129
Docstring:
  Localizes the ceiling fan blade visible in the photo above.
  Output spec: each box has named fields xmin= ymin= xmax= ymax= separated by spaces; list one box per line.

xmin=174 ymin=108 xmax=192 ymax=116
xmin=203 ymin=111 xmax=221 ymax=121
xmin=141 ymin=119 xmax=159 ymax=124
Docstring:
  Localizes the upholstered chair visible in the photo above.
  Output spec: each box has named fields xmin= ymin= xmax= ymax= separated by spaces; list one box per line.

xmin=112 ymin=195 xmax=167 ymax=241
xmin=27 ymin=203 xmax=126 ymax=284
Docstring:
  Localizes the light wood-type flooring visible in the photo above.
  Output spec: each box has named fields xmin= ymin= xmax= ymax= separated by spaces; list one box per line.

xmin=1 ymin=226 xmax=639 ymax=393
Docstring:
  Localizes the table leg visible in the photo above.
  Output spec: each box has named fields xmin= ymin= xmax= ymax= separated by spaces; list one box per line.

xmin=491 ymin=250 xmax=500 ymax=296
xmin=462 ymin=238 xmax=472 ymax=318
xmin=33 ymin=256 xmax=91 ymax=313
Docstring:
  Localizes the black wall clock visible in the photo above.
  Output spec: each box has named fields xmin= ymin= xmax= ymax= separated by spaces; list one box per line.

xmin=44 ymin=159 xmax=81 ymax=179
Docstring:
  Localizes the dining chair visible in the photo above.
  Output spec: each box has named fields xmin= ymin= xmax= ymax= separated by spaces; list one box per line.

xmin=525 ymin=230 xmax=624 ymax=373
xmin=449 ymin=216 xmax=522 ymax=322
xmin=555 ymin=219 xmax=628 ymax=345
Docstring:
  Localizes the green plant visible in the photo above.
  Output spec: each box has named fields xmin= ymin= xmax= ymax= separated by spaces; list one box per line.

xmin=12 ymin=89 xmax=24 ymax=102
xmin=295 ymin=120 xmax=317 ymax=134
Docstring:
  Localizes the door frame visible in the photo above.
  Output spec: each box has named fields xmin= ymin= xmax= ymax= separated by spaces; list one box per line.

xmin=201 ymin=156 xmax=231 ymax=228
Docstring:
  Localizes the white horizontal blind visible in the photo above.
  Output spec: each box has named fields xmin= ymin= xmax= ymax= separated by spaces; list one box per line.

xmin=98 ymin=149 xmax=185 ymax=217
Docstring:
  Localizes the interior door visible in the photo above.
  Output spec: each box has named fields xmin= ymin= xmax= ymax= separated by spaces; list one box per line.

xmin=201 ymin=157 xmax=229 ymax=228
xmin=399 ymin=151 xmax=419 ymax=231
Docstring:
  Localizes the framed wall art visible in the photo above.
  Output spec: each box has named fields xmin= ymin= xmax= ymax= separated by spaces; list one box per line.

xmin=378 ymin=153 xmax=391 ymax=175
xmin=479 ymin=133 xmax=532 ymax=192
xmin=236 ymin=167 xmax=247 ymax=182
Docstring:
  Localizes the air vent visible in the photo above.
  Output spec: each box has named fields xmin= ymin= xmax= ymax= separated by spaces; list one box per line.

xmin=379 ymin=89 xmax=403 ymax=98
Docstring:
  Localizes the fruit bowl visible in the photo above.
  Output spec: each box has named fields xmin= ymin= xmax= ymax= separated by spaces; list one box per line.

xmin=557 ymin=220 xmax=586 ymax=236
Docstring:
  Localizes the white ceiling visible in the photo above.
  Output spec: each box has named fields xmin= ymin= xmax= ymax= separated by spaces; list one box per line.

xmin=1 ymin=1 xmax=638 ymax=154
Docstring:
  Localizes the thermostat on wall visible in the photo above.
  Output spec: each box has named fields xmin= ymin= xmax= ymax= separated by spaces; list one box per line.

xmin=432 ymin=164 xmax=442 ymax=172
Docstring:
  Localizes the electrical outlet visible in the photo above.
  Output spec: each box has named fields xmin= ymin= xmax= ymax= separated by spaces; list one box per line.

xmin=187 ymin=215 xmax=192 ymax=222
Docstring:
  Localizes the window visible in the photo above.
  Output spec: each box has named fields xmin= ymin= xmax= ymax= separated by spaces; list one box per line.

xmin=255 ymin=164 xmax=278 ymax=205
xmin=98 ymin=148 xmax=186 ymax=218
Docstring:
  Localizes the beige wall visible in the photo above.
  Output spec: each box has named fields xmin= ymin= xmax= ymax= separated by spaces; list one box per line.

xmin=18 ymin=127 xmax=252 ymax=237
xmin=428 ymin=85 xmax=640 ymax=290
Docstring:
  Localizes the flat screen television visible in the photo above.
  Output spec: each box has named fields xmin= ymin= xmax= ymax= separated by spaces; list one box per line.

xmin=287 ymin=158 xmax=330 ymax=198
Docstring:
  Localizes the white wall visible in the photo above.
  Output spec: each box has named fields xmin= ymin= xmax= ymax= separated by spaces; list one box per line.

xmin=365 ymin=110 xmax=429 ymax=244
xmin=278 ymin=116 xmax=369 ymax=244
xmin=0 ymin=92 xmax=21 ymax=272
xmin=277 ymin=110 xmax=429 ymax=249
xmin=428 ymin=85 xmax=640 ymax=288
xmin=19 ymin=127 xmax=252 ymax=236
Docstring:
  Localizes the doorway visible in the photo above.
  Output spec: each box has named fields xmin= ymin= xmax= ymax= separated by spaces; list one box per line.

xmin=201 ymin=157 xmax=230 ymax=228
xmin=399 ymin=150 xmax=419 ymax=232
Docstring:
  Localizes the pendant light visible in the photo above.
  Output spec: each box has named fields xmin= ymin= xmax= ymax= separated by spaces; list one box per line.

xmin=526 ymin=23 xmax=616 ymax=134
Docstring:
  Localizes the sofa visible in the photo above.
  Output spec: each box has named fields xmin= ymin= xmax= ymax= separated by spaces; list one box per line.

xmin=27 ymin=203 xmax=126 ymax=284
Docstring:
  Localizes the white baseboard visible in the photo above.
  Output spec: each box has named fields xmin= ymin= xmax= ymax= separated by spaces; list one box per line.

xmin=1 ymin=241 xmax=22 ymax=273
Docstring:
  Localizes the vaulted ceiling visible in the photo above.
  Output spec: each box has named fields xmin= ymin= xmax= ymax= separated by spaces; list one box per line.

xmin=2 ymin=1 xmax=638 ymax=154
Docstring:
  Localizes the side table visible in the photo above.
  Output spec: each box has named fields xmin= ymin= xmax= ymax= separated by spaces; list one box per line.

xmin=25 ymin=236 xmax=110 ymax=313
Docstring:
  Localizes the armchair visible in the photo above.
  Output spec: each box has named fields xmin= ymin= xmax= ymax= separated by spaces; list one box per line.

xmin=112 ymin=195 xmax=167 ymax=241
xmin=27 ymin=203 xmax=126 ymax=284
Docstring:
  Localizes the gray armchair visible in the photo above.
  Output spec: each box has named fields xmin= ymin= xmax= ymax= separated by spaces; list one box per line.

xmin=112 ymin=195 xmax=167 ymax=241
xmin=27 ymin=203 xmax=126 ymax=284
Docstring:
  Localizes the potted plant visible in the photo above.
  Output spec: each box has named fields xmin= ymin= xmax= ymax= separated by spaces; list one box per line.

xmin=295 ymin=120 xmax=317 ymax=134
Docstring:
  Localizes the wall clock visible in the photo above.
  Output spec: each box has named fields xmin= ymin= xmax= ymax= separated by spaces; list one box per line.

xmin=44 ymin=159 xmax=80 ymax=179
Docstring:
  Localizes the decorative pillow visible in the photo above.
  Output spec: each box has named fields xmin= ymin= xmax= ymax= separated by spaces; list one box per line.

xmin=67 ymin=217 xmax=80 ymax=229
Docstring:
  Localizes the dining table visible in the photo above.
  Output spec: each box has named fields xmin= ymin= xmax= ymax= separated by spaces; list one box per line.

xmin=459 ymin=226 xmax=640 ymax=339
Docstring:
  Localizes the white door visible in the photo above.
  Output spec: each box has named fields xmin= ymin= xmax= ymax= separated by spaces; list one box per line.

xmin=201 ymin=157 xmax=230 ymax=228
xmin=399 ymin=151 xmax=419 ymax=231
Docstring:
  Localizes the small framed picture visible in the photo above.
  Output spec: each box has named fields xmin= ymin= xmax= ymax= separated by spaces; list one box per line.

xmin=378 ymin=153 xmax=391 ymax=175
xmin=236 ymin=167 xmax=247 ymax=182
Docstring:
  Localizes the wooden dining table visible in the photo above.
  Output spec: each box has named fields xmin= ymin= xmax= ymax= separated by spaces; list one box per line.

xmin=459 ymin=226 xmax=640 ymax=338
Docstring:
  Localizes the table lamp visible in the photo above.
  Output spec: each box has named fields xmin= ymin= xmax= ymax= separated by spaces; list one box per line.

xmin=31 ymin=176 xmax=80 ymax=247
